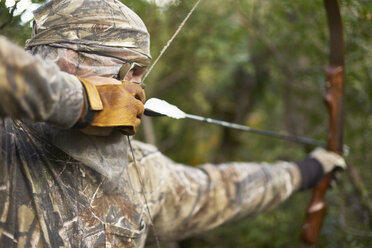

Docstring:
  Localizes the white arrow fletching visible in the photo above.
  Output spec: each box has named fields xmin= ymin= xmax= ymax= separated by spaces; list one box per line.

xmin=144 ymin=98 xmax=186 ymax=119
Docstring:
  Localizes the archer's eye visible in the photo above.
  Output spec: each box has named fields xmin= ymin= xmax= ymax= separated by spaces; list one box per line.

xmin=131 ymin=65 xmax=147 ymax=77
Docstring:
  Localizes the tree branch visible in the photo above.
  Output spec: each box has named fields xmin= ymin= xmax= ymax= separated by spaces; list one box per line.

xmin=0 ymin=0 xmax=20 ymax=30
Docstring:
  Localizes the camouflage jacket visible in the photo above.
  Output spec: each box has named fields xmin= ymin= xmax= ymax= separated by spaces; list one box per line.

xmin=0 ymin=36 xmax=302 ymax=248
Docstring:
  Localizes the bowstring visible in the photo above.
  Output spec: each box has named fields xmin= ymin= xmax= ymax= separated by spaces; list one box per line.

xmin=142 ymin=0 xmax=203 ymax=83
xmin=127 ymin=136 xmax=161 ymax=247
xmin=129 ymin=2 xmax=202 ymax=246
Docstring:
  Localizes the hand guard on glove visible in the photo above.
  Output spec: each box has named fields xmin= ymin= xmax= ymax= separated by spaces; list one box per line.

xmin=75 ymin=77 xmax=145 ymax=135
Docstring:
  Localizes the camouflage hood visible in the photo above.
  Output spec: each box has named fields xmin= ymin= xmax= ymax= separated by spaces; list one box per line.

xmin=25 ymin=0 xmax=151 ymax=66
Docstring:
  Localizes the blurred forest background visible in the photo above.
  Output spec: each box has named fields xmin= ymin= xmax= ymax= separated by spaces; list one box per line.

xmin=1 ymin=0 xmax=371 ymax=247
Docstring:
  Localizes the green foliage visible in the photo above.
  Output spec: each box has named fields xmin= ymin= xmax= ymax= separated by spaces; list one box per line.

xmin=0 ymin=0 xmax=33 ymax=45
xmin=2 ymin=0 xmax=371 ymax=246
xmin=178 ymin=194 xmax=308 ymax=248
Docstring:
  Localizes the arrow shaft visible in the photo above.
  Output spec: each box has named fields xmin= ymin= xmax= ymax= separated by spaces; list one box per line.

xmin=185 ymin=114 xmax=326 ymax=148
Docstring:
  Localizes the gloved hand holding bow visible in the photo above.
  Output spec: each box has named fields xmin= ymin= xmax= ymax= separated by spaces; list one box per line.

xmin=296 ymin=147 xmax=347 ymax=190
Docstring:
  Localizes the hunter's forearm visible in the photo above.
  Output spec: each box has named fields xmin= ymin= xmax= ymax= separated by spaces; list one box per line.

xmin=0 ymin=36 xmax=83 ymax=128
xmin=127 ymin=140 xmax=302 ymax=242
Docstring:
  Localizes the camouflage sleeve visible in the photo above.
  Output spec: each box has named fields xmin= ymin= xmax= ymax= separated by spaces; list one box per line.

xmin=0 ymin=36 xmax=83 ymax=128
xmin=130 ymin=140 xmax=302 ymax=242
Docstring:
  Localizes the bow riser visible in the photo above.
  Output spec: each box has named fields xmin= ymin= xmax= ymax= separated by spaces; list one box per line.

xmin=300 ymin=66 xmax=345 ymax=245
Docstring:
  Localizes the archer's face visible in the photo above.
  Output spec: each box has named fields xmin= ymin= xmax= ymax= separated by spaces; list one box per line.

xmin=55 ymin=48 xmax=148 ymax=83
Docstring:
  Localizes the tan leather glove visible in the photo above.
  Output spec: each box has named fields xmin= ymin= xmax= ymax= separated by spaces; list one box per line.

xmin=78 ymin=78 xmax=145 ymax=135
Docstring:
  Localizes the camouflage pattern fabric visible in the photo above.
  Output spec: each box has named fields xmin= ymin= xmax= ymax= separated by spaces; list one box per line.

xmin=0 ymin=36 xmax=83 ymax=128
xmin=25 ymin=0 xmax=151 ymax=67
xmin=0 ymin=120 xmax=301 ymax=248
xmin=0 ymin=35 xmax=302 ymax=247
xmin=30 ymin=46 xmax=133 ymax=79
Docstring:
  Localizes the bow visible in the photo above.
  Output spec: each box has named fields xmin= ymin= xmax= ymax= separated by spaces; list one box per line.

xmin=300 ymin=0 xmax=345 ymax=246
